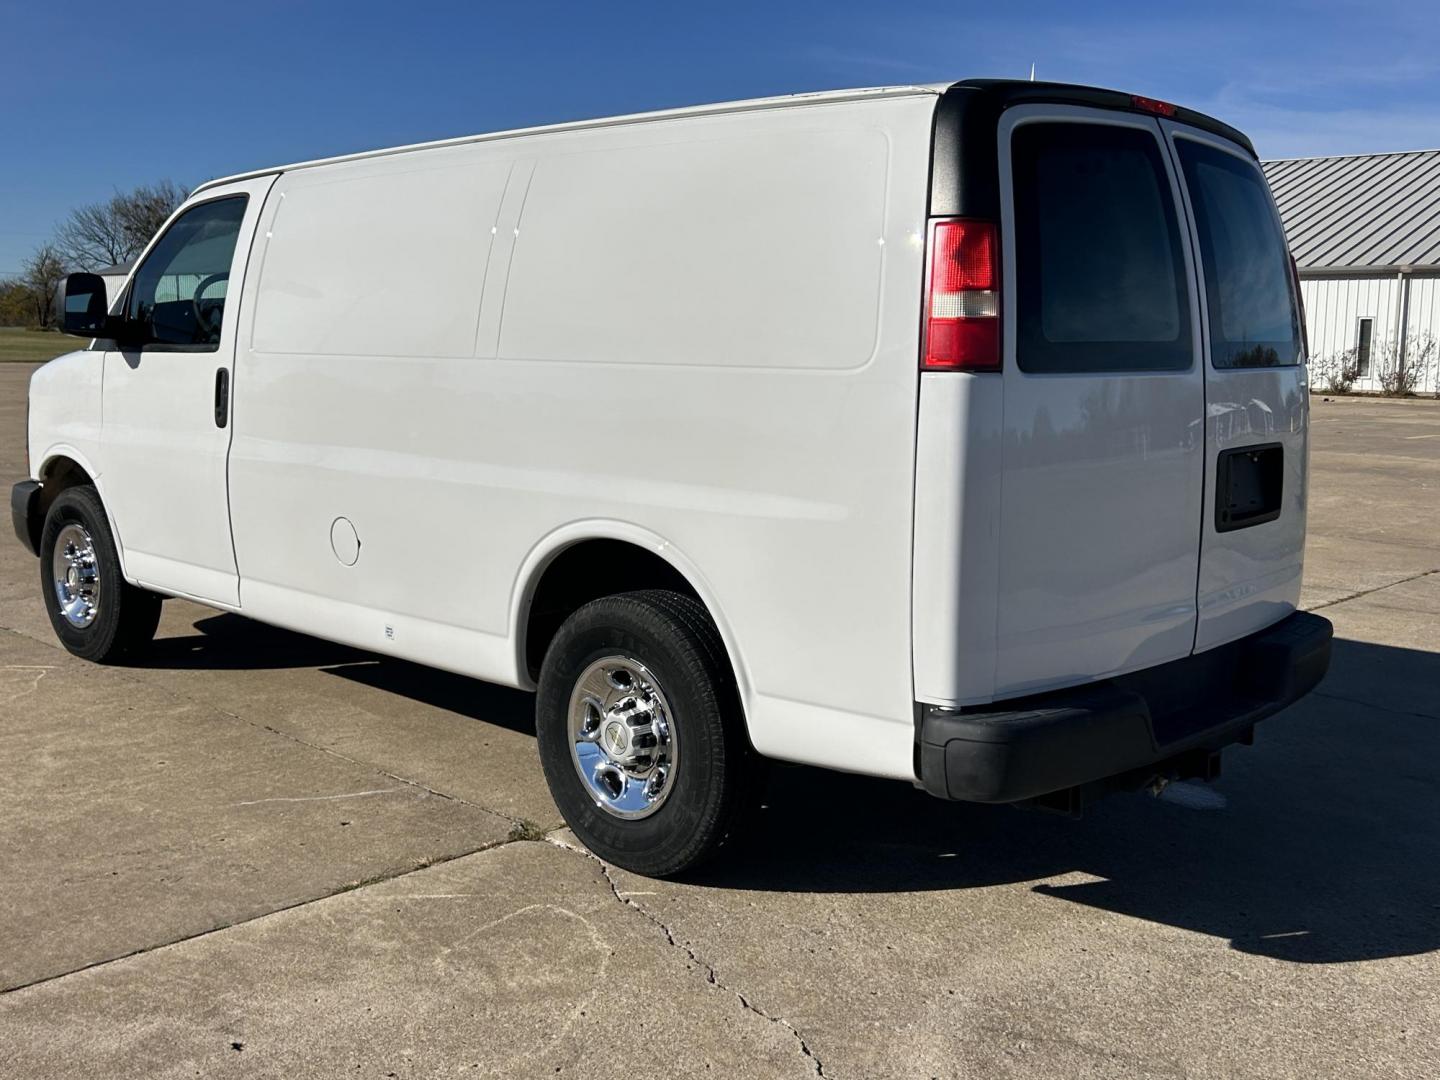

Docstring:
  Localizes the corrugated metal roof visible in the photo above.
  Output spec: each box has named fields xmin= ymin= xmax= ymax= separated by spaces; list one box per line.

xmin=1262 ymin=149 xmax=1440 ymax=270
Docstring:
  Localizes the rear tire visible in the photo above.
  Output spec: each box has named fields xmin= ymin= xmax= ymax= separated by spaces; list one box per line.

xmin=536 ymin=590 xmax=758 ymax=877
xmin=39 ymin=486 xmax=161 ymax=663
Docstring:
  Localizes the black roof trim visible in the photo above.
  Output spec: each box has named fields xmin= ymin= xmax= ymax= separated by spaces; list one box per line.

xmin=928 ymin=79 xmax=1256 ymax=219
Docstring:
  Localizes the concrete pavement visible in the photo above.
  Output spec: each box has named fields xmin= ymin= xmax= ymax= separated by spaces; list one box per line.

xmin=1 ymin=361 xmax=1437 ymax=1078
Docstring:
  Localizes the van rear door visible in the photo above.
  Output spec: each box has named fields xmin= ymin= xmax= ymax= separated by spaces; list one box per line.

xmin=1162 ymin=122 xmax=1309 ymax=651
xmin=991 ymin=105 xmax=1207 ymax=698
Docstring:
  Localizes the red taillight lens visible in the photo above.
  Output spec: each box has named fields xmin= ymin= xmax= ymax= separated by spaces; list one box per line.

xmin=923 ymin=218 xmax=1000 ymax=371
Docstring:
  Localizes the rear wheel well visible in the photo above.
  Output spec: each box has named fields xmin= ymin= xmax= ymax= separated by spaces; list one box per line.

xmin=524 ymin=539 xmax=701 ymax=680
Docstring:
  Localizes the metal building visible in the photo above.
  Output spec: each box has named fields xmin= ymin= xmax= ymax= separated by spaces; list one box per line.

xmin=1263 ymin=149 xmax=1440 ymax=394
xmin=94 ymin=259 xmax=135 ymax=306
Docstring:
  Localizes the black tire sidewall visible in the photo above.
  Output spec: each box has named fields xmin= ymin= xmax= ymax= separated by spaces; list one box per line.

xmin=39 ymin=487 xmax=137 ymax=662
xmin=536 ymin=593 xmax=741 ymax=877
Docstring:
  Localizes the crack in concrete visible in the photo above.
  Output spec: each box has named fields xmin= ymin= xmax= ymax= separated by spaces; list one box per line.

xmin=1305 ymin=567 xmax=1439 ymax=612
xmin=240 ymin=714 xmax=530 ymax=826
xmin=1 ymin=632 xmax=828 ymax=1068
xmin=6 ymin=821 xmax=834 ymax=1080
xmin=0 ymin=836 xmax=518 ymax=997
xmin=0 ymin=625 xmax=562 ymax=836
xmin=1311 ymin=688 xmax=1440 ymax=724
xmin=0 ymin=663 xmax=53 ymax=701
xmin=153 ymin=691 xmax=530 ymax=827
xmin=548 ymin=836 xmax=829 ymax=1079
xmin=234 ymin=788 xmax=403 ymax=807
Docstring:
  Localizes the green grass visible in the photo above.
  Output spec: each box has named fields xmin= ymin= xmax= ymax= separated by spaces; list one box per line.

xmin=0 ymin=327 xmax=78 ymax=364
xmin=506 ymin=818 xmax=550 ymax=843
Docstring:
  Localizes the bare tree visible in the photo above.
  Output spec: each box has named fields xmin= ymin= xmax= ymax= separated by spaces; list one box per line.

xmin=1413 ymin=332 xmax=1439 ymax=398
xmin=55 ymin=180 xmax=188 ymax=271
xmin=54 ymin=201 xmax=131 ymax=269
xmin=1313 ymin=348 xmax=1361 ymax=394
xmin=21 ymin=244 xmax=68 ymax=327
xmin=116 ymin=180 xmax=187 ymax=253
xmin=1376 ymin=331 xmax=1437 ymax=397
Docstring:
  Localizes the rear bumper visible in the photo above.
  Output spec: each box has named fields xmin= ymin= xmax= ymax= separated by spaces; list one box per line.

xmin=918 ymin=610 xmax=1332 ymax=803
xmin=11 ymin=480 xmax=41 ymax=557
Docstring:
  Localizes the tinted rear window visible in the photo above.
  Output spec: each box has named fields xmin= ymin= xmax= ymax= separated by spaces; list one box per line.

xmin=1012 ymin=122 xmax=1192 ymax=374
xmin=1175 ymin=139 xmax=1303 ymax=368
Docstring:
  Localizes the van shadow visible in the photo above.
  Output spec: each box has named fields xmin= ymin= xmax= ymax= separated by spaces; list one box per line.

xmin=701 ymin=636 xmax=1440 ymax=965
xmin=136 ymin=612 xmax=537 ymax=737
xmin=139 ymin=616 xmax=1438 ymax=964
xmin=140 ymin=613 xmax=369 ymax=671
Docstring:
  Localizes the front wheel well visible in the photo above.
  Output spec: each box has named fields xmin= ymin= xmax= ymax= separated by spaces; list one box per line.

xmin=37 ymin=456 xmax=95 ymax=521
xmin=523 ymin=539 xmax=701 ymax=680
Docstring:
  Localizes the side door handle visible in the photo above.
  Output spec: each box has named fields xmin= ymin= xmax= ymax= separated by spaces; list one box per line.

xmin=214 ymin=367 xmax=230 ymax=428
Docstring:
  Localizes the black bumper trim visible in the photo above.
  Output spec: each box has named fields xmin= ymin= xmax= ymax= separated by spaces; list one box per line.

xmin=11 ymin=480 xmax=42 ymax=556
xmin=918 ymin=610 xmax=1333 ymax=803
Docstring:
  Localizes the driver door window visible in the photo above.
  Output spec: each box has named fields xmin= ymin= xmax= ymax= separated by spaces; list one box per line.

xmin=125 ymin=196 xmax=248 ymax=349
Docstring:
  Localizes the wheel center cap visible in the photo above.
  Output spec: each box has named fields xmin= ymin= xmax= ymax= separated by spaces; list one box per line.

xmin=602 ymin=721 xmax=628 ymax=757
xmin=67 ymin=566 xmax=79 ymax=588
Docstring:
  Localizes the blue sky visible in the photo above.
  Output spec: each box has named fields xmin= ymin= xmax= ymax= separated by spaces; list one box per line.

xmin=2 ymin=0 xmax=1437 ymax=276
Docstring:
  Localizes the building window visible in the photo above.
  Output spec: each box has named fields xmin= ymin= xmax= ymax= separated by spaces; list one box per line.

xmin=1356 ymin=317 xmax=1374 ymax=376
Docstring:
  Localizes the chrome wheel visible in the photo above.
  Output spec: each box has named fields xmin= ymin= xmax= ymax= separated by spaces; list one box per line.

xmin=568 ymin=656 xmax=678 ymax=819
xmin=52 ymin=523 xmax=101 ymax=629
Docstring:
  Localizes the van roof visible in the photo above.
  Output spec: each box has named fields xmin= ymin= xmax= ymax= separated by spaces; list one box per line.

xmin=191 ymin=79 xmax=1253 ymax=199
xmin=190 ymin=83 xmax=949 ymax=196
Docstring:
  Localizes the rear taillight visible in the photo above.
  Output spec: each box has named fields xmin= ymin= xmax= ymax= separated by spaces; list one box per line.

xmin=923 ymin=218 xmax=1000 ymax=372
xmin=1289 ymin=252 xmax=1310 ymax=360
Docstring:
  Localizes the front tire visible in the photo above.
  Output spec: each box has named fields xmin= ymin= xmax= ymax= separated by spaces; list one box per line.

xmin=39 ymin=486 xmax=161 ymax=663
xmin=536 ymin=590 xmax=757 ymax=877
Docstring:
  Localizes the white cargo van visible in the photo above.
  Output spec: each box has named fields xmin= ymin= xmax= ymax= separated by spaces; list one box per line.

xmin=14 ymin=80 xmax=1331 ymax=876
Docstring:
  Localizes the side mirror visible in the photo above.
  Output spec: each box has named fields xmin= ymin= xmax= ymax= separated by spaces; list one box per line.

xmin=61 ymin=273 xmax=121 ymax=339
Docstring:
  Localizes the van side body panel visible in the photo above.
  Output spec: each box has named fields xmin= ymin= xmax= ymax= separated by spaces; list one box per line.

xmin=27 ymin=352 xmax=105 ymax=489
xmin=25 ymin=352 xmax=125 ymax=576
xmin=226 ymin=95 xmax=937 ymax=781
xmin=911 ymin=371 xmax=1003 ymax=705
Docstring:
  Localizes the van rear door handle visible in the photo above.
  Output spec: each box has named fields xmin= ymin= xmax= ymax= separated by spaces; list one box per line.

xmin=214 ymin=368 xmax=230 ymax=428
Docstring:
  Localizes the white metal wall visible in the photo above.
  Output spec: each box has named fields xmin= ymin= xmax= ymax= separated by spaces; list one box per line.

xmin=1300 ymin=273 xmax=1440 ymax=393
xmin=1408 ymin=276 xmax=1440 ymax=393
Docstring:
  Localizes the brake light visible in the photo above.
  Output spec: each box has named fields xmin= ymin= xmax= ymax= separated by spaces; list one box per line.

xmin=923 ymin=218 xmax=1000 ymax=372
xmin=1289 ymin=253 xmax=1310 ymax=360
xmin=1131 ymin=94 xmax=1177 ymax=117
